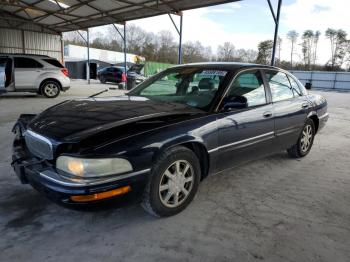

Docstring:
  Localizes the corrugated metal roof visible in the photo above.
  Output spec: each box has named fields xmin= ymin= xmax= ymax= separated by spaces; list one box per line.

xmin=0 ymin=0 xmax=241 ymax=34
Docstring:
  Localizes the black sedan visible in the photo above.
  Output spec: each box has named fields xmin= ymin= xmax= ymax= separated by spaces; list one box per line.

xmin=11 ymin=63 xmax=328 ymax=217
xmin=97 ymin=64 xmax=145 ymax=89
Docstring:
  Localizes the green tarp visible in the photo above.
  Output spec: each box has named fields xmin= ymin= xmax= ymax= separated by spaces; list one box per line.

xmin=144 ymin=61 xmax=174 ymax=76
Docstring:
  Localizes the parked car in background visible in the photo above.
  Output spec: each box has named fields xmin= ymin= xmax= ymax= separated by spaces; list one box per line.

xmin=97 ymin=64 xmax=146 ymax=89
xmin=11 ymin=63 xmax=328 ymax=217
xmin=0 ymin=54 xmax=70 ymax=98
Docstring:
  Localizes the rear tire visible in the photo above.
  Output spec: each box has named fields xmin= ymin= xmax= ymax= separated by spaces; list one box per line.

xmin=142 ymin=146 xmax=201 ymax=217
xmin=287 ymin=118 xmax=315 ymax=158
xmin=41 ymin=80 xmax=60 ymax=98
xmin=100 ymin=77 xmax=106 ymax=84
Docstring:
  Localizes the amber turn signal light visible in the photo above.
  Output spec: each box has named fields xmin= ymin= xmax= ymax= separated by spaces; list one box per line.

xmin=70 ymin=186 xmax=131 ymax=202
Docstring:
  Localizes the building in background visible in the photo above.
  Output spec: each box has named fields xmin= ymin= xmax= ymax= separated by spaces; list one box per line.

xmin=64 ymin=44 xmax=145 ymax=79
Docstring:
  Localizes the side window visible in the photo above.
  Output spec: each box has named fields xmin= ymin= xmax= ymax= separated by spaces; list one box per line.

xmin=226 ymin=70 xmax=266 ymax=107
xmin=288 ymin=75 xmax=305 ymax=96
xmin=14 ymin=57 xmax=43 ymax=68
xmin=43 ymin=59 xmax=64 ymax=68
xmin=266 ymin=71 xmax=294 ymax=102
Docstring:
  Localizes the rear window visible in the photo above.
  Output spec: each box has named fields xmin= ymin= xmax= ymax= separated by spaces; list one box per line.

xmin=43 ymin=59 xmax=64 ymax=68
xmin=107 ymin=67 xmax=124 ymax=72
xmin=14 ymin=57 xmax=43 ymax=68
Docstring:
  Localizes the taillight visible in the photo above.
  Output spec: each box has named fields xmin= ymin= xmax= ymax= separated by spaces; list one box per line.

xmin=121 ymin=72 xmax=127 ymax=82
xmin=61 ymin=68 xmax=69 ymax=77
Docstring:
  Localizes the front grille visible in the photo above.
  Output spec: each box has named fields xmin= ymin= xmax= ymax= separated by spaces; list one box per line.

xmin=25 ymin=130 xmax=54 ymax=160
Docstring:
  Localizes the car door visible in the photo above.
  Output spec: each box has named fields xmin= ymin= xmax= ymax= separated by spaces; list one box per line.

xmin=215 ymin=69 xmax=275 ymax=172
xmin=104 ymin=67 xmax=113 ymax=81
xmin=0 ymin=56 xmax=15 ymax=92
xmin=113 ymin=67 xmax=123 ymax=83
xmin=264 ymin=70 xmax=309 ymax=150
xmin=14 ymin=57 xmax=43 ymax=90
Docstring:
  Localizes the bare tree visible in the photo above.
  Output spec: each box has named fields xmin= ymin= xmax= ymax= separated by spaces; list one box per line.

xmin=234 ymin=49 xmax=258 ymax=63
xmin=313 ymin=31 xmax=321 ymax=67
xmin=287 ymin=30 xmax=299 ymax=69
xmin=182 ymin=41 xmax=212 ymax=63
xmin=277 ymin=36 xmax=282 ymax=66
xmin=217 ymin=42 xmax=236 ymax=61
xmin=156 ymin=30 xmax=177 ymax=63
xmin=302 ymin=30 xmax=315 ymax=70
xmin=326 ymin=28 xmax=348 ymax=68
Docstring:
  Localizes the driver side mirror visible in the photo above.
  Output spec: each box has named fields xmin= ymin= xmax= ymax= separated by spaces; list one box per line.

xmin=222 ymin=95 xmax=248 ymax=111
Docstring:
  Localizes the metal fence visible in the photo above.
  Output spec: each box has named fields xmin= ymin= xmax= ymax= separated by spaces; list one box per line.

xmin=290 ymin=70 xmax=350 ymax=90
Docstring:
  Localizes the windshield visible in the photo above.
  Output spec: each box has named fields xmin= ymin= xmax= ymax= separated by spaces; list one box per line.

xmin=128 ymin=67 xmax=230 ymax=110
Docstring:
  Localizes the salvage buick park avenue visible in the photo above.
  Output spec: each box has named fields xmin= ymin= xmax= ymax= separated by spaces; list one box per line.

xmin=11 ymin=63 xmax=328 ymax=217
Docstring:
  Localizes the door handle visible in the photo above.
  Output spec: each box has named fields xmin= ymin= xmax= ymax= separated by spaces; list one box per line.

xmin=263 ymin=111 xmax=272 ymax=118
xmin=301 ymin=102 xmax=309 ymax=109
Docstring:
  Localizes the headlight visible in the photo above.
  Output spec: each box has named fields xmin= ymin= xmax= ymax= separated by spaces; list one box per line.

xmin=56 ymin=156 xmax=133 ymax=178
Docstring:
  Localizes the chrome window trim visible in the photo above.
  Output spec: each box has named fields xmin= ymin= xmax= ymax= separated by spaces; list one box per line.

xmin=39 ymin=168 xmax=151 ymax=187
xmin=208 ymin=131 xmax=274 ymax=154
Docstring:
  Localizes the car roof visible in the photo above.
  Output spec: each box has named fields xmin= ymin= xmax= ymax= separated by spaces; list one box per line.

xmin=103 ymin=66 xmax=124 ymax=69
xmin=170 ymin=62 xmax=280 ymax=71
xmin=0 ymin=53 xmax=51 ymax=58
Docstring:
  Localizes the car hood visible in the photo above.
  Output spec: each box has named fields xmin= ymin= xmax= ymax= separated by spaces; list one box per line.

xmin=28 ymin=96 xmax=204 ymax=142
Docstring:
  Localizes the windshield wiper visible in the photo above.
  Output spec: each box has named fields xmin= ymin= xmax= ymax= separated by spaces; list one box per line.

xmin=89 ymin=87 xmax=118 ymax=98
xmin=89 ymin=89 xmax=108 ymax=98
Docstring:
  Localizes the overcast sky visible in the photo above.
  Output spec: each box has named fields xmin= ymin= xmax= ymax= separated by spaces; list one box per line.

xmin=91 ymin=0 xmax=349 ymax=64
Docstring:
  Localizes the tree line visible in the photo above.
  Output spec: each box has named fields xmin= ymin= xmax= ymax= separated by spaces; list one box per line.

xmin=64 ymin=25 xmax=350 ymax=71
xmin=257 ymin=28 xmax=350 ymax=71
xmin=64 ymin=24 xmax=258 ymax=64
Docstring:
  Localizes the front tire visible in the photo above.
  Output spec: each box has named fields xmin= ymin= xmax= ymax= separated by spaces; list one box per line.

xmin=142 ymin=146 xmax=201 ymax=217
xmin=41 ymin=81 xmax=60 ymax=98
xmin=287 ymin=118 xmax=315 ymax=158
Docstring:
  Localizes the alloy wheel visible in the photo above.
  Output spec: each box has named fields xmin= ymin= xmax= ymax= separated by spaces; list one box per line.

xmin=300 ymin=124 xmax=313 ymax=152
xmin=159 ymin=160 xmax=194 ymax=208
xmin=44 ymin=83 xmax=59 ymax=97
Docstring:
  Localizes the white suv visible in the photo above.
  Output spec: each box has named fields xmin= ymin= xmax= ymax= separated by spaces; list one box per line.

xmin=0 ymin=54 xmax=70 ymax=98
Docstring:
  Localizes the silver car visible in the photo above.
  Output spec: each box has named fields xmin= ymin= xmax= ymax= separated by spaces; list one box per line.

xmin=0 ymin=54 xmax=70 ymax=98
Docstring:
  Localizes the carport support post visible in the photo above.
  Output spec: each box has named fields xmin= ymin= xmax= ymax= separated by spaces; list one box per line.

xmin=112 ymin=23 xmax=127 ymax=89
xmin=87 ymin=28 xmax=90 ymax=84
xmin=178 ymin=13 xmax=183 ymax=64
xmin=270 ymin=0 xmax=282 ymax=66
xmin=123 ymin=22 xmax=127 ymax=84
xmin=60 ymin=33 xmax=64 ymax=65
xmin=168 ymin=12 xmax=183 ymax=64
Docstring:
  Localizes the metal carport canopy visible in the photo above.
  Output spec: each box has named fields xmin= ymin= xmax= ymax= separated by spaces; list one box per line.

xmin=0 ymin=0 xmax=242 ymax=32
xmin=1 ymin=0 xmax=282 ymax=72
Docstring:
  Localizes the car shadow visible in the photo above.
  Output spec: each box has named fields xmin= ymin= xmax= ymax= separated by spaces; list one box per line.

xmin=0 ymin=93 xmax=42 ymax=99
xmin=1 ymin=186 xmax=152 ymax=233
xmin=1 ymin=151 xmax=293 ymax=231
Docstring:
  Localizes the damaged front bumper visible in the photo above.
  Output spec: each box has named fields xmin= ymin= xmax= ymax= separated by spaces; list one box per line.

xmin=11 ymin=117 xmax=149 ymax=206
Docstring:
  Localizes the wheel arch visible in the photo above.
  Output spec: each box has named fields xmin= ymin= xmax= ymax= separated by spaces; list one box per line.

xmin=307 ymin=112 xmax=319 ymax=134
xmin=39 ymin=78 xmax=63 ymax=93
xmin=153 ymin=138 xmax=210 ymax=181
